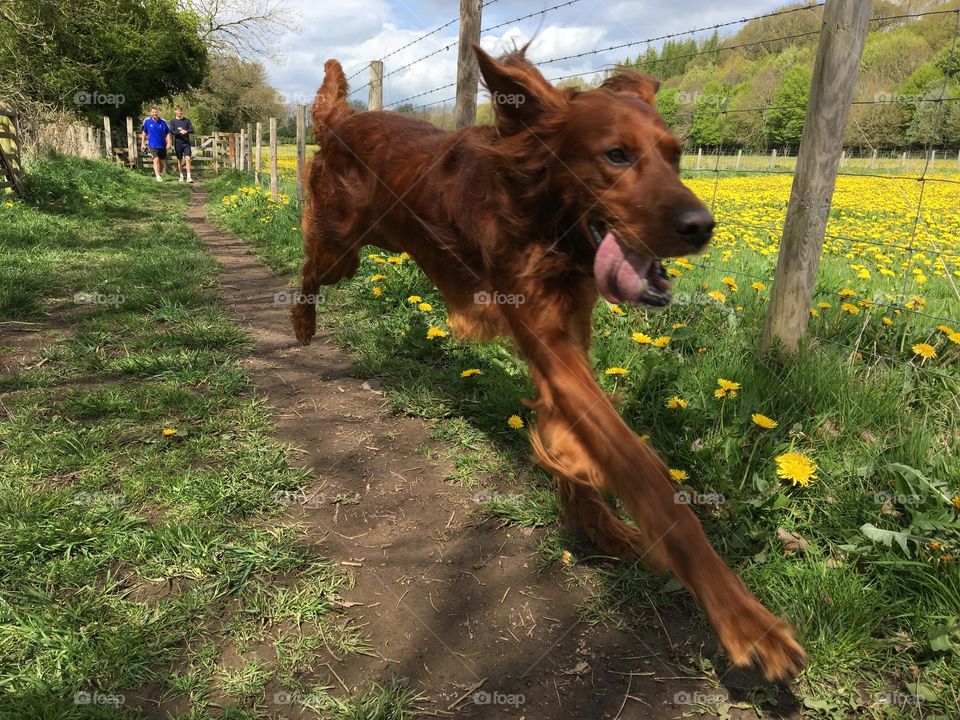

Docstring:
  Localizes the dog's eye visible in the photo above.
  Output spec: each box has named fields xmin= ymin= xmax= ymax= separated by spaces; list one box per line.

xmin=604 ymin=147 xmax=632 ymax=167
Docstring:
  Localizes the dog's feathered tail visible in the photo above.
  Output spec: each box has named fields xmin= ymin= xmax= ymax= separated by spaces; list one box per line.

xmin=312 ymin=59 xmax=350 ymax=142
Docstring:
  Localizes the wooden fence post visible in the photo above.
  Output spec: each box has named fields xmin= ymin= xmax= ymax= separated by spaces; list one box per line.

xmin=369 ymin=61 xmax=384 ymax=111
xmin=296 ymin=105 xmax=306 ymax=203
xmin=237 ymin=129 xmax=243 ymax=171
xmin=269 ymin=117 xmax=278 ymax=199
xmin=227 ymin=133 xmax=236 ymax=169
xmin=102 ymin=116 xmax=113 ymax=160
xmin=736 ymin=149 xmax=742 ymax=169
xmin=255 ymin=122 xmax=262 ymax=184
xmin=696 ymin=147 xmax=702 ymax=170
xmin=455 ymin=0 xmax=482 ymax=128
xmin=770 ymin=148 xmax=777 ymax=169
xmin=761 ymin=0 xmax=870 ymax=353
xmin=245 ymin=122 xmax=253 ymax=171
xmin=870 ymin=148 xmax=878 ymax=170
xmin=126 ymin=117 xmax=137 ymax=168
xmin=213 ymin=131 xmax=220 ymax=173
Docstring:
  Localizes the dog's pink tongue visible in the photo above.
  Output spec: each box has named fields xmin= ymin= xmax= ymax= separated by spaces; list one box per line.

xmin=593 ymin=232 xmax=653 ymax=304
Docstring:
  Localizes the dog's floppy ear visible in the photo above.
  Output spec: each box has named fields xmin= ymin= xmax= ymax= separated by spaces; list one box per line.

xmin=601 ymin=70 xmax=660 ymax=107
xmin=474 ymin=45 xmax=566 ymax=134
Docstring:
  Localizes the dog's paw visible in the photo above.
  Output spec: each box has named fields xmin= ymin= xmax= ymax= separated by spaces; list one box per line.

xmin=291 ymin=305 xmax=316 ymax=346
xmin=717 ymin=595 xmax=806 ymax=683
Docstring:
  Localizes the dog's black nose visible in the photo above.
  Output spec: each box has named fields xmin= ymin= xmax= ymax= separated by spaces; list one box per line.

xmin=673 ymin=207 xmax=715 ymax=247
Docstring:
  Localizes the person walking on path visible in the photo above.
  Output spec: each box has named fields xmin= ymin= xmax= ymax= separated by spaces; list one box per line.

xmin=170 ymin=105 xmax=195 ymax=183
xmin=141 ymin=106 xmax=172 ymax=181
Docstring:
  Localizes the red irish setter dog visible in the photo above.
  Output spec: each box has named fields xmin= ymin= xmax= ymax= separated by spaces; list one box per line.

xmin=292 ymin=46 xmax=806 ymax=682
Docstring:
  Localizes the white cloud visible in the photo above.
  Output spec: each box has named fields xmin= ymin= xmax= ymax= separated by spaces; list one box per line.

xmin=263 ymin=0 xmax=794 ymax=109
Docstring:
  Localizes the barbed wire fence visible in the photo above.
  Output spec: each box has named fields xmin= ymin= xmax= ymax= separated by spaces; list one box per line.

xmin=337 ymin=0 xmax=959 ymax=383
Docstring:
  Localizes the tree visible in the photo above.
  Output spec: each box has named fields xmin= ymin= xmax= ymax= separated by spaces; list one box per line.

xmin=765 ymin=65 xmax=811 ymax=150
xmin=0 ymin=0 xmax=207 ymax=122
xmin=187 ymin=54 xmax=285 ymax=131
xmin=182 ymin=0 xmax=297 ymax=62
xmin=690 ymin=81 xmax=733 ymax=148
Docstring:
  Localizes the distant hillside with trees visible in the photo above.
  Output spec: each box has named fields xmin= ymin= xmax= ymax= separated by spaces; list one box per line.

xmin=628 ymin=0 xmax=960 ymax=152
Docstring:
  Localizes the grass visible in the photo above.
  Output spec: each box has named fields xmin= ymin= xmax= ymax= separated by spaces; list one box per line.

xmin=205 ymin=165 xmax=960 ymax=719
xmin=0 ymin=156 xmax=421 ymax=719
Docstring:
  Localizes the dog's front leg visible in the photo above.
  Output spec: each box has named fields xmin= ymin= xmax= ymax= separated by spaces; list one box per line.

xmin=507 ymin=309 xmax=806 ymax=683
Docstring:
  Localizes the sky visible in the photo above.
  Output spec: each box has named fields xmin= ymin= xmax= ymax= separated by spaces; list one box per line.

xmin=263 ymin=0 xmax=791 ymax=109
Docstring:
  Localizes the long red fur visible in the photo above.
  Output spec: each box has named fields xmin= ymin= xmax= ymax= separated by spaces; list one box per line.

xmin=292 ymin=47 xmax=806 ymax=683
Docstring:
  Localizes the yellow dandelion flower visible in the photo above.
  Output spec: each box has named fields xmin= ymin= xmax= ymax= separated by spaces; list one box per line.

xmin=632 ymin=332 xmax=652 ymax=345
xmin=400 ymin=252 xmax=411 ymax=260
xmin=838 ymin=288 xmax=856 ymax=298
xmin=671 ymin=322 xmax=687 ymax=330
xmin=952 ymin=496 xmax=960 ymax=510
xmin=751 ymin=282 xmax=766 ymax=291
xmin=609 ymin=304 xmax=624 ymax=315
xmin=666 ymin=396 xmax=688 ymax=409
xmin=561 ymin=550 xmax=574 ymax=565
xmin=418 ymin=302 xmax=433 ymax=312
xmin=426 ymin=327 xmax=448 ymax=340
xmin=809 ymin=308 xmax=820 ymax=318
xmin=818 ymin=302 xmax=832 ymax=309
xmin=407 ymin=295 xmax=422 ymax=303
xmin=936 ymin=325 xmax=954 ymax=335
xmin=775 ymin=451 xmax=817 ymax=487
xmin=652 ymin=336 xmax=671 ymax=348
xmin=882 ymin=316 xmax=893 ymax=326
xmin=721 ymin=277 xmax=738 ymax=291
xmin=507 ymin=415 xmax=524 ymax=429
xmin=605 ymin=367 xmax=628 ymax=376
xmin=372 ymin=286 xmax=383 ymax=297
xmin=162 ymin=427 xmax=177 ymax=436
xmin=460 ymin=368 xmax=482 ymax=378
xmin=751 ymin=413 xmax=778 ymax=429
xmin=707 ymin=290 xmax=727 ymax=303
xmin=370 ymin=274 xmax=388 ymax=282
xmin=667 ymin=267 xmax=683 ymax=278
xmin=669 ymin=468 xmax=689 ymax=482
xmin=714 ymin=378 xmax=741 ymax=399
xmin=387 ymin=256 xmax=403 ymax=264
xmin=372 ymin=256 xmax=387 ymax=264
xmin=912 ymin=342 xmax=936 ymax=360
xmin=947 ymin=331 xmax=960 ymax=345
xmin=840 ymin=302 xmax=860 ymax=315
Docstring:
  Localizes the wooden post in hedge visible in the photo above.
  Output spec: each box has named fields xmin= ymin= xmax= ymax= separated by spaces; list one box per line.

xmin=245 ymin=122 xmax=253 ymax=171
xmin=269 ymin=117 xmax=278 ymax=199
xmin=761 ymin=0 xmax=871 ymax=353
xmin=454 ymin=0 xmax=482 ymax=128
xmin=102 ymin=116 xmax=113 ymax=160
xmin=213 ymin=131 xmax=220 ymax=173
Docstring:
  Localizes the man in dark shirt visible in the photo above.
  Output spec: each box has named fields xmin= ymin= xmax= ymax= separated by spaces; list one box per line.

xmin=170 ymin=105 xmax=195 ymax=183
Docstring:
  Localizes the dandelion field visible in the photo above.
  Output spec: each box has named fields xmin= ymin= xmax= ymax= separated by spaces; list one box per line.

xmin=207 ymin=165 xmax=960 ymax=717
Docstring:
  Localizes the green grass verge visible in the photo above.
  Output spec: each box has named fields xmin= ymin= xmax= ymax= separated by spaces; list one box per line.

xmin=0 ymin=157 xmax=419 ymax=719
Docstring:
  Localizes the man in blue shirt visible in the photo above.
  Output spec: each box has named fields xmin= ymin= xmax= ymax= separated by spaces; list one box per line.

xmin=141 ymin=106 xmax=172 ymax=181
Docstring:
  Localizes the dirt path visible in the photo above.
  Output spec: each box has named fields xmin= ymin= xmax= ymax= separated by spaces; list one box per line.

xmin=186 ymin=189 xmax=775 ymax=719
